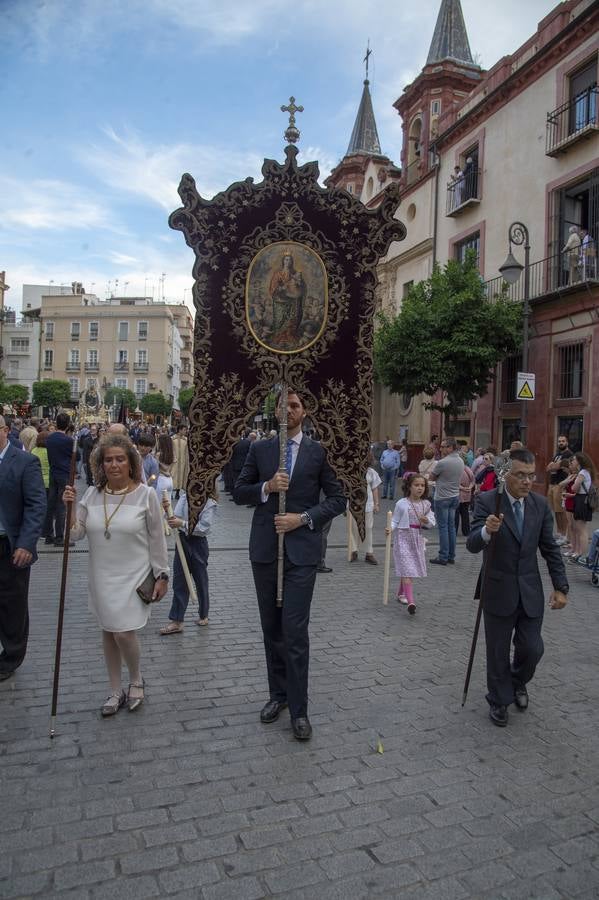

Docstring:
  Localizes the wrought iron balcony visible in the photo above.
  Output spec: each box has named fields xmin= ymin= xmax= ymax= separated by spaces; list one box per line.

xmin=166 ymin=364 xmax=174 ymax=377
xmin=133 ymin=362 xmax=149 ymax=372
xmin=84 ymin=361 xmax=99 ymax=372
xmin=446 ymin=168 xmax=481 ymax=216
xmin=546 ymin=87 xmax=598 ymax=156
xmin=114 ymin=361 xmax=129 ymax=372
xmin=66 ymin=361 xmax=80 ymax=371
xmin=484 ymin=246 xmax=598 ymax=304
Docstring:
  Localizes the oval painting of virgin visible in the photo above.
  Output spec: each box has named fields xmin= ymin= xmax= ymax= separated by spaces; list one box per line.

xmin=245 ymin=241 xmax=328 ymax=354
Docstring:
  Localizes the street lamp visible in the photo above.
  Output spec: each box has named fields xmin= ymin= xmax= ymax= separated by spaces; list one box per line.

xmin=499 ymin=221 xmax=531 ymax=445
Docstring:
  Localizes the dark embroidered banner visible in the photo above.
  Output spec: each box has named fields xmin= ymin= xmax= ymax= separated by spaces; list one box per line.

xmin=169 ymin=145 xmax=405 ymax=536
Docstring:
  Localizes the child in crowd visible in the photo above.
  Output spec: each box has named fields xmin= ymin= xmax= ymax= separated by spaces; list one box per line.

xmin=386 ymin=474 xmax=435 ymax=614
xmin=160 ymin=491 xmax=218 ymax=634
xmin=349 ymin=453 xmax=382 ymax=564
xmin=138 ymin=433 xmax=159 ymax=486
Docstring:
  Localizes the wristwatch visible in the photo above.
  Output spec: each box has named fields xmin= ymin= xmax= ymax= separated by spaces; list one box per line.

xmin=300 ymin=511 xmax=313 ymax=529
xmin=157 ymin=572 xmax=169 ymax=582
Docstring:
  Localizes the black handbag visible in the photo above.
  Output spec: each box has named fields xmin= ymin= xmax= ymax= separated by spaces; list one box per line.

xmin=136 ymin=570 xmax=159 ymax=604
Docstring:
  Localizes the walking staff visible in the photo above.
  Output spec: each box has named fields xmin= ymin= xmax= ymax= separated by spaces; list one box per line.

xmin=162 ymin=490 xmax=198 ymax=605
xmin=50 ymin=435 xmax=78 ymax=738
xmin=461 ymin=464 xmax=505 ymax=706
xmin=276 ymin=383 xmax=288 ymax=607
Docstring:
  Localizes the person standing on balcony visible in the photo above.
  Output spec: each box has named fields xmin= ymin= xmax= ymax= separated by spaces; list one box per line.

xmin=580 ymin=228 xmax=596 ymax=280
xmin=450 ymin=165 xmax=463 ymax=210
xmin=562 ymin=225 xmax=581 ymax=285
xmin=463 ymin=156 xmax=476 ymax=200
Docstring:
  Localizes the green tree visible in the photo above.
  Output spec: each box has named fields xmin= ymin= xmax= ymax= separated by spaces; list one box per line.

xmin=0 ymin=383 xmax=29 ymax=406
xmin=139 ymin=392 xmax=173 ymax=417
xmin=177 ymin=387 xmax=194 ymax=417
xmin=104 ymin=386 xmax=137 ymax=412
xmin=374 ymin=254 xmax=523 ymax=431
xmin=32 ymin=379 xmax=71 ymax=414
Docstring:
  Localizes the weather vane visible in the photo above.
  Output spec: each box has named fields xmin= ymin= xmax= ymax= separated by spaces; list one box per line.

xmin=364 ymin=40 xmax=372 ymax=81
xmin=281 ymin=96 xmax=304 ymax=145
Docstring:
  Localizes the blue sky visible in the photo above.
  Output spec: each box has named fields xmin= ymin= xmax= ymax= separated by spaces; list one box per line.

xmin=1 ymin=0 xmax=556 ymax=311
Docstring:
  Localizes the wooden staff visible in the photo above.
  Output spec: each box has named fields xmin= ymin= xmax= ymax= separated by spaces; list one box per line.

xmin=50 ymin=435 xmax=78 ymax=738
xmin=461 ymin=470 xmax=508 ymax=706
xmin=162 ymin=491 xmax=197 ymax=604
xmin=383 ymin=510 xmax=392 ymax=605
xmin=276 ymin=383 xmax=288 ymax=608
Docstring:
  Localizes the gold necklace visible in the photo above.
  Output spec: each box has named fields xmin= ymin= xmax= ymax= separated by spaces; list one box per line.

xmin=105 ymin=485 xmax=129 ymax=495
xmin=103 ymin=489 xmax=129 ymax=539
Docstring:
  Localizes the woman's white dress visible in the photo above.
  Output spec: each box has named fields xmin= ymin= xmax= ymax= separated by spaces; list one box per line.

xmin=71 ymin=484 xmax=169 ymax=632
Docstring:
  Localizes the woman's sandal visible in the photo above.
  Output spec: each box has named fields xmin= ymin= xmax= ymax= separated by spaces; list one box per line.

xmin=196 ymin=618 xmax=209 ymax=626
xmin=127 ymin=679 xmax=145 ymax=712
xmin=101 ymin=690 xmax=126 ymax=717
xmin=160 ymin=622 xmax=184 ymax=635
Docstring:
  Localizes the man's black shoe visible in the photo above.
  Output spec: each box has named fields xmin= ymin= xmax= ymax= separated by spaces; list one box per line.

xmin=291 ymin=717 xmax=312 ymax=741
xmin=430 ymin=558 xmax=447 ymax=566
xmin=260 ymin=700 xmax=288 ymax=723
xmin=514 ymin=685 xmax=529 ymax=711
xmin=0 ymin=671 xmax=15 ymax=682
xmin=489 ymin=704 xmax=508 ymax=727
xmin=316 ymin=565 xmax=332 ymax=573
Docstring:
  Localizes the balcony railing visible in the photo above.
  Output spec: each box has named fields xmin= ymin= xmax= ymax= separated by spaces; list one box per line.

xmin=114 ymin=361 xmax=129 ymax=372
xmin=66 ymin=361 xmax=80 ymax=371
xmin=446 ymin=168 xmax=481 ymax=216
xmin=546 ymin=86 xmax=598 ymax=156
xmin=84 ymin=361 xmax=99 ymax=372
xmin=133 ymin=362 xmax=149 ymax=372
xmin=166 ymin=364 xmax=174 ymax=377
xmin=484 ymin=246 xmax=598 ymax=304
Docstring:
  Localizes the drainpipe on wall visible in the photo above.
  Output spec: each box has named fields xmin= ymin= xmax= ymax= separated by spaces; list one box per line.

xmin=431 ymin=145 xmax=440 ymax=267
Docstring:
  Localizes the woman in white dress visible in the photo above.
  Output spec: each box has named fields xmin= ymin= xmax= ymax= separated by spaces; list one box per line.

xmin=64 ymin=434 xmax=169 ymax=717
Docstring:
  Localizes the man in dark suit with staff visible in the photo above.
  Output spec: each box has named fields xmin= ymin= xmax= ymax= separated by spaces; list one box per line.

xmin=467 ymin=448 xmax=569 ymax=727
xmin=234 ymin=390 xmax=345 ymax=741
xmin=0 ymin=415 xmax=47 ymax=681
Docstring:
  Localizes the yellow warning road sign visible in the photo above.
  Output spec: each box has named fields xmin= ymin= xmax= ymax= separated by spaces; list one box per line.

xmin=516 ymin=372 xmax=535 ymax=401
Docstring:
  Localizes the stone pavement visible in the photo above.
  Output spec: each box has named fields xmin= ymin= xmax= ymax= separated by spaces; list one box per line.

xmin=1 ymin=488 xmax=599 ymax=899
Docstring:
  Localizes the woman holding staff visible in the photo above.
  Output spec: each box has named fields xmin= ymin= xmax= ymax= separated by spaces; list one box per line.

xmin=63 ymin=434 xmax=169 ymax=717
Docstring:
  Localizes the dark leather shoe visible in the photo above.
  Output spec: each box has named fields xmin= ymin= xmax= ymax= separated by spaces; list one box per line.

xmin=291 ymin=716 xmax=312 ymax=741
xmin=489 ymin=704 xmax=508 ymax=727
xmin=316 ymin=565 xmax=333 ymax=573
xmin=350 ymin=551 xmax=358 ymax=562
xmin=260 ymin=700 xmax=287 ymax=723
xmin=514 ymin=685 xmax=528 ymax=710
xmin=0 ymin=670 xmax=15 ymax=682
xmin=430 ymin=558 xmax=447 ymax=566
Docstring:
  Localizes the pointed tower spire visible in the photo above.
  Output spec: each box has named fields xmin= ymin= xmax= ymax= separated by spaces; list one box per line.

xmin=346 ymin=78 xmax=382 ymax=156
xmin=426 ymin=0 xmax=474 ymax=66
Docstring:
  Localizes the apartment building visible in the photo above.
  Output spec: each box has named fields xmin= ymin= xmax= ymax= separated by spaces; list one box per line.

xmin=25 ymin=285 xmax=190 ymax=409
xmin=0 ymin=311 xmax=41 ymax=398
xmin=342 ymin=0 xmax=599 ymax=470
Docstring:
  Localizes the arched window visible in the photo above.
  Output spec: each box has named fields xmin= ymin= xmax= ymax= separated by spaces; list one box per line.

xmin=407 ymin=117 xmax=423 ymax=184
xmin=366 ymin=176 xmax=374 ymax=199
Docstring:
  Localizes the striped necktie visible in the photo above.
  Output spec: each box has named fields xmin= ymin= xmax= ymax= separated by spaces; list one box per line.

xmin=513 ymin=500 xmax=523 ymax=538
xmin=285 ymin=439 xmax=294 ymax=476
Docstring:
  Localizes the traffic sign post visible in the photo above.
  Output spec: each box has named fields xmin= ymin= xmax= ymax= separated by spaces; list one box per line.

xmin=516 ymin=371 xmax=535 ymax=401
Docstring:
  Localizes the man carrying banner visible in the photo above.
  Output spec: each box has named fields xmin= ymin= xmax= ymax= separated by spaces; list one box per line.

xmin=234 ymin=390 xmax=345 ymax=741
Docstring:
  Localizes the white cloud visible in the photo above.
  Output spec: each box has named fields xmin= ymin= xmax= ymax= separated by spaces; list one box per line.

xmin=79 ymin=126 xmax=265 ymax=207
xmin=1 ymin=176 xmax=113 ymax=232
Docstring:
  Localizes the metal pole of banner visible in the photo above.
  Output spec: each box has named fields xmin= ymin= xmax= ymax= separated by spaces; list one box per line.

xmin=347 ymin=508 xmax=353 ymax=561
xmin=276 ymin=383 xmax=288 ymax=608
xmin=383 ymin=511 xmax=392 ymax=605
xmin=162 ymin=490 xmax=197 ymax=604
xmin=461 ymin=471 xmax=508 ymax=706
xmin=49 ymin=436 xmax=78 ymax=738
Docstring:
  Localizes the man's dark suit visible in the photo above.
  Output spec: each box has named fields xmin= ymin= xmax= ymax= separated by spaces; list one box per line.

xmin=0 ymin=444 xmax=47 ymax=675
xmin=467 ymin=489 xmax=569 ymax=707
xmin=233 ymin=435 xmax=345 ymax=717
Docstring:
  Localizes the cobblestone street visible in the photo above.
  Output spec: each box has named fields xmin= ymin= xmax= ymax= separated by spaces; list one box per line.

xmin=1 ymin=489 xmax=599 ymax=899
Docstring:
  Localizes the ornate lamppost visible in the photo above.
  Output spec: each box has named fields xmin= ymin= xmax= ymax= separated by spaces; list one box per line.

xmin=499 ymin=222 xmax=531 ymax=445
